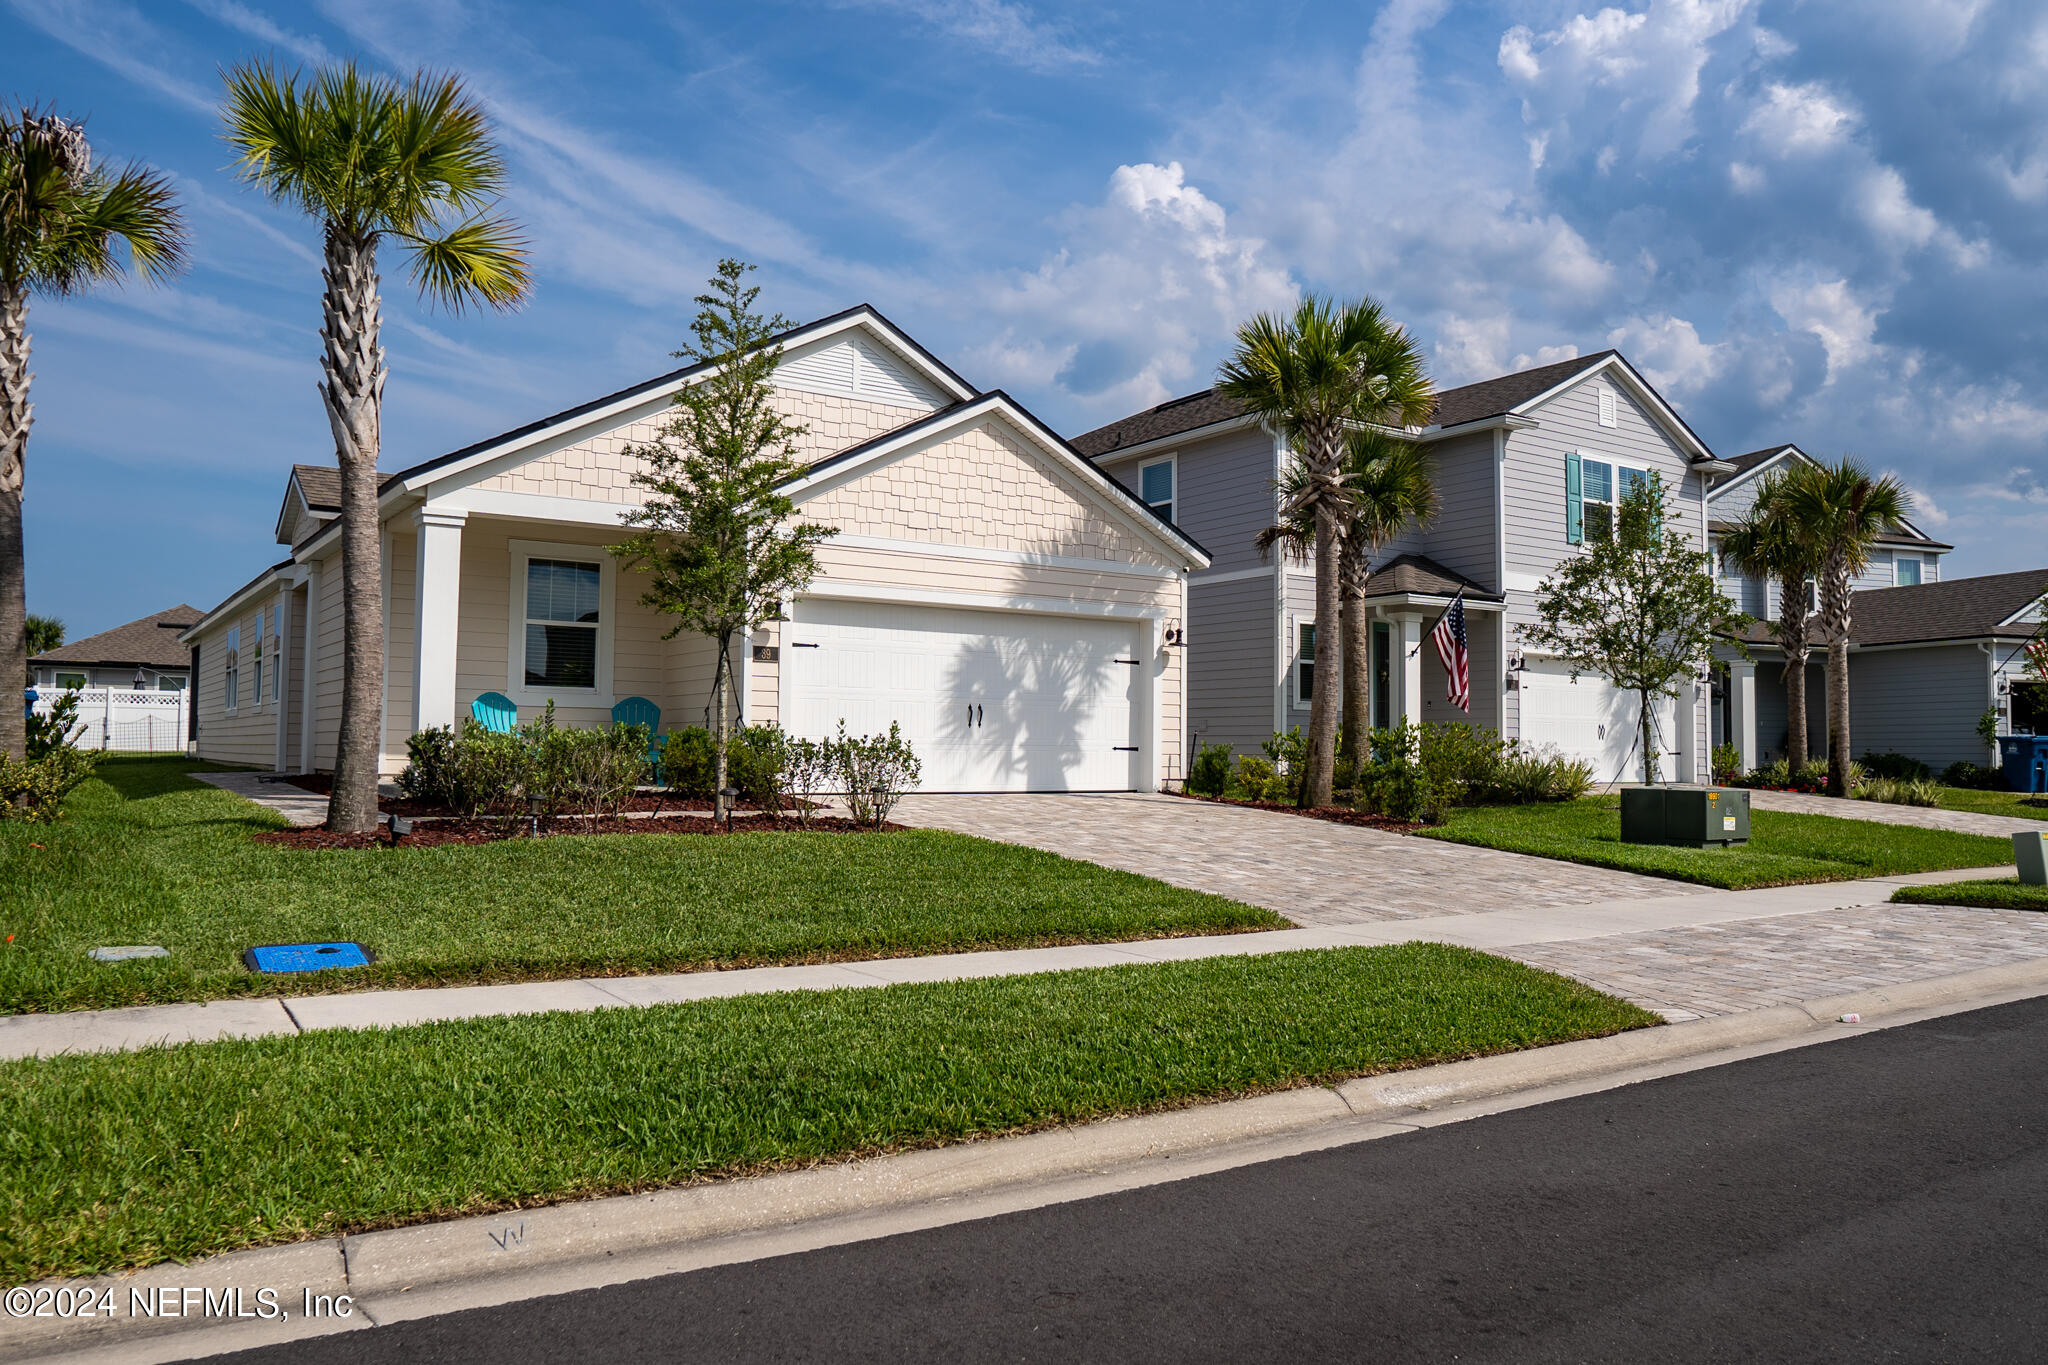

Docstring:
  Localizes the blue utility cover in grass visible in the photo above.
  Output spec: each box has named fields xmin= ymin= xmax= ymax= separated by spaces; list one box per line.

xmin=244 ymin=942 xmax=373 ymax=974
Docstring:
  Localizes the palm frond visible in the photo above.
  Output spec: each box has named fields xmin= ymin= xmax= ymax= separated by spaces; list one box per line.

xmin=395 ymin=213 xmax=531 ymax=312
xmin=1340 ymin=428 xmax=1437 ymax=553
xmin=2 ymin=110 xmax=185 ymax=294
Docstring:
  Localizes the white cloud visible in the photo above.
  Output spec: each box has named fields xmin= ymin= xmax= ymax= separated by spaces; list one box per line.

xmin=1728 ymin=161 xmax=1765 ymax=193
xmin=972 ymin=162 xmax=1297 ymax=417
xmin=1739 ymin=82 xmax=1860 ymax=156
xmin=6 ymin=0 xmax=217 ymax=114
xmin=1604 ymin=314 xmax=1726 ymax=395
xmin=1512 ymin=343 xmax=1583 ymax=372
xmin=1768 ymin=276 xmax=1880 ymax=382
xmin=181 ymin=0 xmax=334 ymax=64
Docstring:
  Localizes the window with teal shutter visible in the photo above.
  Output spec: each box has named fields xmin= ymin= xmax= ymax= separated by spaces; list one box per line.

xmin=1565 ymin=450 xmax=1583 ymax=544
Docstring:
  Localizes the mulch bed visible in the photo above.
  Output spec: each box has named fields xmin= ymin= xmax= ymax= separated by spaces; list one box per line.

xmin=1169 ymin=790 xmax=1423 ymax=833
xmin=270 ymin=773 xmax=784 ymax=818
xmin=254 ymin=814 xmax=904 ymax=850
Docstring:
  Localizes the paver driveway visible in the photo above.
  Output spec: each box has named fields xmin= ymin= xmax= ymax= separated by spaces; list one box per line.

xmin=891 ymin=792 xmax=1690 ymax=927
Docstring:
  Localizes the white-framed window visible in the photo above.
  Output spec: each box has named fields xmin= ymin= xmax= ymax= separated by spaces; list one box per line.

xmin=1139 ymin=456 xmax=1175 ymax=523
xmin=508 ymin=539 xmax=615 ymax=704
xmin=223 ymin=624 xmax=240 ymax=714
xmin=1295 ymin=620 xmax=1316 ymax=706
xmin=1580 ymin=458 xmax=1647 ymax=541
xmin=271 ymin=607 xmax=283 ymax=701
xmin=252 ymin=609 xmax=266 ymax=711
xmin=1894 ymin=556 xmax=1922 ymax=587
xmin=55 ymin=671 xmax=86 ymax=690
xmin=1597 ymin=385 xmax=1618 ymax=428
xmin=159 ymin=675 xmax=186 ymax=692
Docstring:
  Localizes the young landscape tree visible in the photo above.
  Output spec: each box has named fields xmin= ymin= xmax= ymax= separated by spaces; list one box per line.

xmin=223 ymin=62 xmax=531 ymax=832
xmin=1717 ymin=470 xmax=1820 ymax=769
xmin=1523 ymin=470 xmax=1750 ymax=786
xmin=610 ymin=260 xmax=836 ymax=822
xmin=1 ymin=108 xmax=184 ymax=760
xmin=1780 ymin=457 xmax=1911 ymax=796
xmin=1219 ymin=297 xmax=1435 ymax=806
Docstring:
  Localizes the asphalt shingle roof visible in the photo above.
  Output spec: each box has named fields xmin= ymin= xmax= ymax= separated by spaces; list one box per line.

xmin=31 ymin=605 xmax=202 ymax=670
xmin=1733 ymin=568 xmax=2048 ymax=649
xmin=1359 ymin=553 xmax=1502 ymax=602
xmin=291 ymin=465 xmax=342 ymax=511
xmin=1070 ymin=351 xmax=1619 ymax=459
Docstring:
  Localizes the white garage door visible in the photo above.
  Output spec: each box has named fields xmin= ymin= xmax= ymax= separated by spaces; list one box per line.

xmin=782 ymin=599 xmax=1143 ymax=792
xmin=1519 ymin=660 xmax=1680 ymax=785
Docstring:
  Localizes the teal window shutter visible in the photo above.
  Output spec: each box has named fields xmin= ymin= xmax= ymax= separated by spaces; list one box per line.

xmin=1565 ymin=450 xmax=1583 ymax=545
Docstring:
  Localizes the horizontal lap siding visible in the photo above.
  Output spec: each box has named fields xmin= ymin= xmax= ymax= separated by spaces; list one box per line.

xmin=384 ymin=534 xmax=415 ymax=768
xmin=1098 ymin=425 xmax=1275 ymax=575
xmin=1754 ymin=660 xmax=1827 ymax=764
xmin=190 ymin=605 xmax=277 ymax=768
xmin=1847 ymin=645 xmax=1991 ymax=771
xmin=1376 ymin=430 xmax=1498 ymax=591
xmin=313 ymin=554 xmax=344 ymax=770
xmin=1187 ymin=574 xmax=1278 ymax=756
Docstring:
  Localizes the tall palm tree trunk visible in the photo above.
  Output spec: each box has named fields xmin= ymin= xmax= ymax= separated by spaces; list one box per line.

xmin=1306 ymin=498 xmax=1341 ymax=807
xmin=1338 ymin=530 xmax=1369 ymax=774
xmin=0 ymin=280 xmax=31 ymax=761
xmin=1820 ymin=554 xmax=1854 ymax=796
xmin=321 ymin=229 xmax=388 ymax=832
xmin=1776 ymin=572 xmax=1810 ymax=769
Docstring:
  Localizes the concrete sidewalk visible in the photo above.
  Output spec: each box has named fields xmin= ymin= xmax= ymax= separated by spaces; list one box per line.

xmin=0 ymin=863 xmax=2021 ymax=1062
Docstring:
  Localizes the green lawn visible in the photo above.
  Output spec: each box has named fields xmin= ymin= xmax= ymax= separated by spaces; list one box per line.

xmin=0 ymin=757 xmax=1282 ymax=1015
xmin=1935 ymin=787 xmax=2048 ymax=821
xmin=1891 ymin=878 xmax=2048 ymax=911
xmin=0 ymin=943 xmax=1655 ymax=1282
xmin=1422 ymin=794 xmax=2015 ymax=889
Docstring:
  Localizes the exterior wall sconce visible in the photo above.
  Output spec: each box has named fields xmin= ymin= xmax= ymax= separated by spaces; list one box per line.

xmin=1163 ymin=620 xmax=1186 ymax=648
xmin=1505 ymin=647 xmax=1526 ymax=691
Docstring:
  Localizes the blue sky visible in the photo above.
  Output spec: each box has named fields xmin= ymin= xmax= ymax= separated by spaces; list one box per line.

xmin=7 ymin=0 xmax=2046 ymax=638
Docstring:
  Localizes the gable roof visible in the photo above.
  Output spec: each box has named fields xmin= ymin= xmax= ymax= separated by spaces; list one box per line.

xmin=1707 ymin=518 xmax=1953 ymax=553
xmin=1705 ymin=442 xmax=1947 ymax=546
xmin=292 ymin=464 xmax=342 ymax=510
xmin=1358 ymin=553 xmax=1503 ymax=603
xmin=783 ymin=390 xmax=1211 ymax=568
xmin=31 ymin=605 xmax=202 ymax=670
xmin=1733 ymin=568 xmax=2048 ymax=650
xmin=1069 ymin=348 xmax=1715 ymax=461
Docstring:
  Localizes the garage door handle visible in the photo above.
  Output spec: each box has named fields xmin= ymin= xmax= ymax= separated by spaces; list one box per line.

xmin=976 ymin=704 xmax=984 ymax=727
xmin=790 ymin=642 xmax=819 ymax=649
xmin=1113 ymin=746 xmax=1138 ymax=751
xmin=1114 ymin=658 xmax=1141 ymax=665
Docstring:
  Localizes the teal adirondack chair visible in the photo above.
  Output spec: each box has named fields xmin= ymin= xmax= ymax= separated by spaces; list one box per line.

xmin=471 ymin=692 xmax=518 ymax=734
xmin=612 ymin=695 xmax=663 ymax=779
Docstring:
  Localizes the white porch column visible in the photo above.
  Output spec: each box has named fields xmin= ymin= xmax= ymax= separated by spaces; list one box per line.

xmin=1396 ymin=613 xmax=1424 ymax=729
xmin=299 ymin=561 xmax=320 ymax=772
xmin=1730 ymin=660 xmax=1757 ymax=774
xmin=411 ymin=508 xmax=466 ymax=733
xmin=1678 ymin=676 xmax=1703 ymax=784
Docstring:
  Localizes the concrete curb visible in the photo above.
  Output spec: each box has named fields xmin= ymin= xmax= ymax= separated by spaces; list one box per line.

xmin=13 ymin=954 xmax=2048 ymax=1364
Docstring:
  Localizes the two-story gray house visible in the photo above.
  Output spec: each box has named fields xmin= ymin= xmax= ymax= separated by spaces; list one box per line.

xmin=1706 ymin=444 xmax=2045 ymax=773
xmin=1073 ymin=351 xmax=1734 ymax=786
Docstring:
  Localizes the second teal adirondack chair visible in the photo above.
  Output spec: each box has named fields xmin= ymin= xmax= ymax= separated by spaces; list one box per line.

xmin=471 ymin=691 xmax=518 ymax=734
xmin=612 ymin=695 xmax=663 ymax=779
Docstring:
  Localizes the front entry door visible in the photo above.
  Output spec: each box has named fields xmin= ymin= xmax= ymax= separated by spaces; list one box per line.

xmin=1371 ymin=621 xmax=1393 ymax=731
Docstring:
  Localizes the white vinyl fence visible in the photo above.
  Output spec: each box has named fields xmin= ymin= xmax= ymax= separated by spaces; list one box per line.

xmin=30 ymin=688 xmax=187 ymax=753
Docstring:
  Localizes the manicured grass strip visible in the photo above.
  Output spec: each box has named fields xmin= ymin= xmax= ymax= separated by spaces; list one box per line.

xmin=0 ymin=757 xmax=1283 ymax=1015
xmin=1892 ymin=879 xmax=2048 ymax=912
xmin=1934 ymin=788 xmax=2048 ymax=822
xmin=0 ymin=944 xmax=1655 ymax=1282
xmin=1421 ymin=794 xmax=2014 ymax=889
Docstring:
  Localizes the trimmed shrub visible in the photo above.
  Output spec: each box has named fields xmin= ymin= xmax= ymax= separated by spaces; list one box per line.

xmin=1711 ymin=742 xmax=1741 ymax=786
xmin=25 ymin=689 xmax=85 ymax=761
xmin=1357 ymin=721 xmax=1435 ymax=823
xmin=1186 ymin=742 xmax=1234 ymax=798
xmin=397 ymin=726 xmax=463 ymax=808
xmin=783 ymin=737 xmax=833 ymax=827
xmin=659 ymin=724 xmax=788 ymax=806
xmin=1857 ymin=776 xmax=1941 ymax=807
xmin=1232 ymin=754 xmax=1276 ymax=798
xmin=0 ymin=746 xmax=97 ymax=823
xmin=1941 ymin=761 xmax=2004 ymax=790
xmin=834 ymin=721 xmax=921 ymax=826
xmin=1860 ymin=751 xmax=1932 ymax=782
xmin=1262 ymin=728 xmax=1308 ymax=803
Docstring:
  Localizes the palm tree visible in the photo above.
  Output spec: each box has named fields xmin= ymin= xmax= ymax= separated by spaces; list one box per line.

xmin=1718 ymin=471 xmax=1820 ymax=769
xmin=1219 ymin=297 xmax=1434 ymax=806
xmin=1780 ymin=457 xmax=1910 ymax=796
xmin=1337 ymin=430 xmax=1437 ymax=767
xmin=24 ymin=613 xmax=61 ymax=657
xmin=0 ymin=109 xmax=185 ymax=760
xmin=223 ymin=63 xmax=530 ymax=831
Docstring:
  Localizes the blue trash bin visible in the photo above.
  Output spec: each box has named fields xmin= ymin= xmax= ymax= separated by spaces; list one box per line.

xmin=1999 ymin=736 xmax=2048 ymax=793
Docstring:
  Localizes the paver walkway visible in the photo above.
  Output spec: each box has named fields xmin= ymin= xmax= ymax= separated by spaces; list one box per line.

xmin=891 ymin=792 xmax=1688 ymax=925
xmin=192 ymin=771 xmax=328 ymax=826
xmin=1746 ymin=786 xmax=2044 ymax=837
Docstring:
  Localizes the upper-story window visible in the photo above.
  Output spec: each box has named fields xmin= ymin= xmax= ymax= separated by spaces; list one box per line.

xmin=1580 ymin=458 xmax=1646 ymax=542
xmin=1895 ymin=556 xmax=1922 ymax=587
xmin=1140 ymin=457 xmax=1175 ymax=523
xmin=223 ymin=624 xmax=240 ymax=714
xmin=1295 ymin=621 xmax=1316 ymax=705
xmin=1597 ymin=386 xmax=1618 ymax=428
xmin=252 ymin=608 xmax=266 ymax=711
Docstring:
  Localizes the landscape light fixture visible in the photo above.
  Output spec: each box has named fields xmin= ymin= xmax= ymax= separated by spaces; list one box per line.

xmin=870 ymin=783 xmax=886 ymax=829
xmin=719 ymin=785 xmax=739 ymax=828
xmin=527 ymin=793 xmax=544 ymax=839
xmin=387 ymin=816 xmax=414 ymax=848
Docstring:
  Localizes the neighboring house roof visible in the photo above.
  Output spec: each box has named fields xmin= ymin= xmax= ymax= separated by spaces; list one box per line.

xmin=1069 ymin=349 xmax=1715 ymax=462
xmin=31 ymin=605 xmax=202 ymax=671
xmin=1733 ymin=568 xmax=2048 ymax=650
xmin=1704 ymin=443 xmax=1947 ymax=546
xmin=1358 ymin=553 xmax=1503 ymax=603
xmin=1707 ymin=518 xmax=1953 ymax=553
xmin=292 ymin=464 xmax=342 ymax=510
xmin=1717 ymin=446 xmax=1793 ymax=482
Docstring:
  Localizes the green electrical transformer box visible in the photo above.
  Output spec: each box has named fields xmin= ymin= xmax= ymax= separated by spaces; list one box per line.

xmin=1619 ymin=786 xmax=1751 ymax=848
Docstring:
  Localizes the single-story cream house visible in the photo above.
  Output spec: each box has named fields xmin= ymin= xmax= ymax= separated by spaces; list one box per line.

xmin=179 ymin=307 xmax=1209 ymax=792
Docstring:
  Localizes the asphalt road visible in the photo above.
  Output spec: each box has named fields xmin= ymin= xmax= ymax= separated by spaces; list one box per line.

xmin=215 ymin=996 xmax=2048 ymax=1364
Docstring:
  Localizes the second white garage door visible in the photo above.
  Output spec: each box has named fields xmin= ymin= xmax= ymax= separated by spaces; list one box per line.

xmin=1518 ymin=660 xmax=1680 ymax=785
xmin=782 ymin=599 xmax=1143 ymax=792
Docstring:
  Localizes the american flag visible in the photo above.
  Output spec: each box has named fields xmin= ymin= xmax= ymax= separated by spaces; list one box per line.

xmin=1429 ymin=590 xmax=1471 ymax=712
